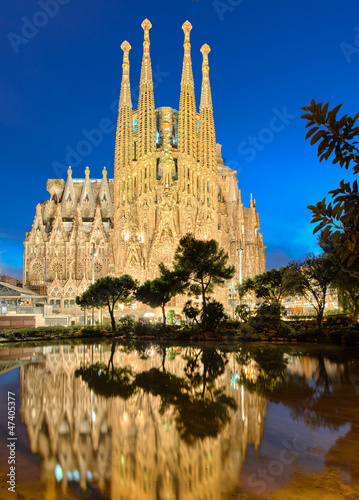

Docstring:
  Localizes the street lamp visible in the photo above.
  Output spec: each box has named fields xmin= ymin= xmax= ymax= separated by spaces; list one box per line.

xmin=90 ymin=243 xmax=97 ymax=325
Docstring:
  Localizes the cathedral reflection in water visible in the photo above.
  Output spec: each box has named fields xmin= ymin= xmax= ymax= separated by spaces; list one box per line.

xmin=20 ymin=345 xmax=267 ymax=499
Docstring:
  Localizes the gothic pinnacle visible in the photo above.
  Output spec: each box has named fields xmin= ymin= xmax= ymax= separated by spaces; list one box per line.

xmin=200 ymin=44 xmax=213 ymax=109
xmin=139 ymin=19 xmax=153 ymax=85
xmin=199 ymin=42 xmax=216 ymax=180
xmin=141 ymin=19 xmax=152 ymax=60
xmin=138 ymin=18 xmax=155 ymax=157
xmin=119 ymin=41 xmax=132 ymax=107
xmin=181 ymin=21 xmax=194 ymax=85
xmin=121 ymin=41 xmax=131 ymax=75
xmin=178 ymin=20 xmax=197 ymax=160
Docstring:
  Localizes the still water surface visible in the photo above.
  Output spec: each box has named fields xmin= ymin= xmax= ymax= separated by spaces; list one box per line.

xmin=0 ymin=341 xmax=358 ymax=500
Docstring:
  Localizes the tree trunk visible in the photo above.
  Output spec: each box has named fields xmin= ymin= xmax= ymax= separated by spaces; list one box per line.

xmin=109 ymin=306 xmax=117 ymax=333
xmin=161 ymin=304 xmax=166 ymax=326
xmin=317 ymin=305 xmax=324 ymax=329
xmin=202 ymin=286 xmax=206 ymax=315
xmin=107 ymin=341 xmax=117 ymax=371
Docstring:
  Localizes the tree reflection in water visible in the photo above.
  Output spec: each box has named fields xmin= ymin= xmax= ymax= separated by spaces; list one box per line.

xmin=236 ymin=343 xmax=359 ymax=488
xmin=76 ymin=344 xmax=237 ymax=444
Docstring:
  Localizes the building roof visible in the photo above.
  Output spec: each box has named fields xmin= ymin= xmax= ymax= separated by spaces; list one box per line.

xmin=0 ymin=283 xmax=46 ymax=299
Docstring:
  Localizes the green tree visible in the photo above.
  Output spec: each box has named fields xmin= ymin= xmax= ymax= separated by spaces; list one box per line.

xmin=136 ymin=263 xmax=185 ymax=326
xmin=237 ymin=267 xmax=294 ymax=306
xmin=301 ymin=100 xmax=359 ymax=267
xmin=173 ymin=234 xmax=235 ymax=315
xmin=200 ymin=299 xmax=227 ymax=331
xmin=235 ymin=303 xmax=252 ymax=323
xmin=182 ymin=300 xmax=200 ymax=327
xmin=285 ymin=254 xmax=338 ymax=328
xmin=76 ymin=275 xmax=137 ymax=333
xmin=167 ymin=309 xmax=177 ymax=325
xmin=322 ymin=235 xmax=359 ymax=321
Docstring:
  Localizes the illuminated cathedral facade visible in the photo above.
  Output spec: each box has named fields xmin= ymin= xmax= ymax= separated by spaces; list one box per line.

xmin=23 ymin=20 xmax=265 ymax=311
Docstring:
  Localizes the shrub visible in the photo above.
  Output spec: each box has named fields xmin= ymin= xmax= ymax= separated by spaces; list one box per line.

xmin=119 ymin=315 xmax=136 ymax=327
xmin=342 ymin=327 xmax=359 ymax=345
xmin=239 ymin=323 xmax=254 ymax=339
xmin=324 ymin=328 xmax=343 ymax=344
xmin=134 ymin=322 xmax=165 ymax=337
xmin=201 ymin=300 xmax=227 ymax=331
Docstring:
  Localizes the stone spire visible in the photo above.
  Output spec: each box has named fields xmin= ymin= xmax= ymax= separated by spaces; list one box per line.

xmin=178 ymin=21 xmax=197 ymax=160
xmin=114 ymin=41 xmax=134 ymax=208
xmin=160 ymin=121 xmax=175 ymax=191
xmin=137 ymin=19 xmax=156 ymax=158
xmin=199 ymin=44 xmax=216 ymax=174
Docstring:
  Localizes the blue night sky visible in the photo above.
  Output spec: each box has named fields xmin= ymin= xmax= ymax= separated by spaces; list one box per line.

xmin=1 ymin=0 xmax=358 ymax=279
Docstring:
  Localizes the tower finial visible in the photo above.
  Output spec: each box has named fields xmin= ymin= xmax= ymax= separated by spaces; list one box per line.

xmin=121 ymin=41 xmax=131 ymax=75
xmin=200 ymin=44 xmax=213 ymax=109
xmin=141 ymin=19 xmax=152 ymax=49
xmin=119 ymin=41 xmax=132 ymax=107
xmin=182 ymin=20 xmax=192 ymax=46
xmin=200 ymin=44 xmax=211 ymax=75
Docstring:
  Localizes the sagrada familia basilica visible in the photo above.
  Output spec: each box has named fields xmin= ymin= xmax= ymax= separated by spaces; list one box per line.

xmin=23 ymin=20 xmax=265 ymax=312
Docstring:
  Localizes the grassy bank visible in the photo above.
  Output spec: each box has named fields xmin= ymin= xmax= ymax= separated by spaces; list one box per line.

xmin=0 ymin=314 xmax=358 ymax=345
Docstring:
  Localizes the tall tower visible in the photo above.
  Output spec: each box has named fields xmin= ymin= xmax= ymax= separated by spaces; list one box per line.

xmin=113 ymin=40 xmax=133 ymax=272
xmin=24 ymin=19 xmax=266 ymax=312
xmin=196 ymin=43 xmax=218 ymax=239
xmin=178 ymin=21 xmax=197 ymax=192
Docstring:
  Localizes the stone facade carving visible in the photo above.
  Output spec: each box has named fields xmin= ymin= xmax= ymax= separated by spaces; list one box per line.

xmin=23 ymin=20 xmax=266 ymax=310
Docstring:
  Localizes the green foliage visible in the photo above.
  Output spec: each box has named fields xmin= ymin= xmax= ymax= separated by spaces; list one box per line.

xmin=136 ymin=263 xmax=186 ymax=326
xmin=301 ymin=100 xmax=359 ymax=169
xmin=249 ymin=302 xmax=286 ymax=333
xmin=182 ymin=300 xmax=200 ymax=326
xmin=235 ymin=303 xmax=252 ymax=322
xmin=167 ymin=309 xmax=177 ymax=325
xmin=322 ymin=235 xmax=359 ymax=321
xmin=237 ymin=267 xmax=295 ymax=305
xmin=134 ymin=322 xmax=166 ymax=337
xmin=76 ymin=275 xmax=137 ymax=332
xmin=285 ymin=254 xmax=338 ymax=328
xmin=301 ymin=99 xmax=359 ymax=267
xmin=200 ymin=299 xmax=227 ymax=331
xmin=119 ymin=314 xmax=136 ymax=327
xmin=173 ymin=234 xmax=235 ymax=312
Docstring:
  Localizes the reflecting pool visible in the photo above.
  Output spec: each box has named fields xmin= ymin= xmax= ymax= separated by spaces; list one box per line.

xmin=0 ymin=342 xmax=358 ymax=499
